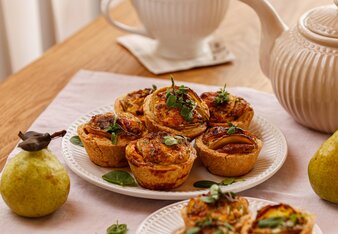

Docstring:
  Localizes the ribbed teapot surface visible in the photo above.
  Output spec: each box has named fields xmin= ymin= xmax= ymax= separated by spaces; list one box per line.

xmin=270 ymin=27 xmax=338 ymax=133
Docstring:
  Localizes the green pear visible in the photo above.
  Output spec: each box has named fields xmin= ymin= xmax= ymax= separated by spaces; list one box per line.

xmin=0 ymin=149 xmax=70 ymax=217
xmin=308 ymin=130 xmax=338 ymax=204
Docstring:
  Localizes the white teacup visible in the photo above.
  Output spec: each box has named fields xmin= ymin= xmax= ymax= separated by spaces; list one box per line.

xmin=101 ymin=0 xmax=229 ymax=59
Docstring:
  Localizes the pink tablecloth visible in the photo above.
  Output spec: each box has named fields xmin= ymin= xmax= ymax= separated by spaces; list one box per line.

xmin=0 ymin=70 xmax=337 ymax=234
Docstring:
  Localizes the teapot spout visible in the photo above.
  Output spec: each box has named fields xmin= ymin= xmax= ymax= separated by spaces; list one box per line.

xmin=239 ymin=0 xmax=288 ymax=77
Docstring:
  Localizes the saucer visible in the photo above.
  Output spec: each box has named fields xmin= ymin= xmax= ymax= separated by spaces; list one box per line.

xmin=117 ymin=34 xmax=235 ymax=75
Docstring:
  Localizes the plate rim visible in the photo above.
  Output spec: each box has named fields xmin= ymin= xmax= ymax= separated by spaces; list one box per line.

xmin=61 ymin=104 xmax=288 ymax=200
xmin=135 ymin=197 xmax=322 ymax=234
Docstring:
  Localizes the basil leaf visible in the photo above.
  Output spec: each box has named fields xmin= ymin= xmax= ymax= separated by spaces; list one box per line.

xmin=227 ymin=125 xmax=236 ymax=135
xmin=165 ymin=77 xmax=196 ymax=122
xmin=163 ymin=136 xmax=179 ymax=146
xmin=196 ymin=218 xmax=213 ymax=227
xmin=152 ymin=84 xmax=157 ymax=90
xmin=186 ymin=227 xmax=201 ymax=234
xmin=193 ymin=180 xmax=218 ymax=188
xmin=210 ymin=184 xmax=220 ymax=200
xmin=166 ymin=94 xmax=177 ymax=107
xmin=102 ymin=171 xmax=137 ymax=186
xmin=180 ymin=105 xmax=193 ymax=122
xmin=70 ymin=135 xmax=84 ymax=147
xmin=215 ymin=83 xmax=229 ymax=105
xmin=166 ymin=88 xmax=171 ymax=98
xmin=258 ymin=217 xmax=284 ymax=228
xmin=220 ymin=177 xmax=236 ymax=185
xmin=111 ymin=132 xmax=118 ymax=145
xmin=107 ymin=222 xmax=127 ymax=234
xmin=200 ymin=196 xmax=216 ymax=204
xmin=178 ymin=85 xmax=188 ymax=95
xmin=289 ymin=214 xmax=298 ymax=224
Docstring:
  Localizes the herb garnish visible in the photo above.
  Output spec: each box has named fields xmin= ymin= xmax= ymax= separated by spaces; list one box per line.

xmin=214 ymin=83 xmax=230 ymax=105
xmin=163 ymin=135 xmax=187 ymax=146
xmin=186 ymin=227 xmax=201 ymax=234
xmin=107 ymin=220 xmax=127 ymax=234
xmin=193 ymin=180 xmax=218 ymax=188
xmin=257 ymin=217 xmax=284 ymax=228
xmin=104 ymin=117 xmax=122 ymax=144
xmin=257 ymin=214 xmax=300 ymax=229
xmin=193 ymin=177 xmax=245 ymax=188
xmin=226 ymin=122 xmax=244 ymax=135
xmin=199 ymin=184 xmax=221 ymax=203
xmin=166 ymin=76 xmax=196 ymax=122
xmin=199 ymin=184 xmax=237 ymax=204
xmin=289 ymin=214 xmax=298 ymax=225
xmin=102 ymin=170 xmax=137 ymax=186
xmin=152 ymin=84 xmax=157 ymax=91
xmin=70 ymin=135 xmax=83 ymax=147
xmin=220 ymin=177 xmax=245 ymax=185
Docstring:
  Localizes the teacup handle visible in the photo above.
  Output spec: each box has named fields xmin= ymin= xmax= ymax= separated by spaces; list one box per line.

xmin=101 ymin=0 xmax=153 ymax=38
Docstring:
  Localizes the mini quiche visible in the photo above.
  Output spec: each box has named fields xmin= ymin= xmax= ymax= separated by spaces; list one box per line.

xmin=143 ymin=78 xmax=210 ymax=139
xmin=249 ymin=204 xmax=315 ymax=234
xmin=195 ymin=125 xmax=263 ymax=177
xmin=125 ymin=131 xmax=196 ymax=190
xmin=77 ymin=112 xmax=147 ymax=167
xmin=200 ymin=85 xmax=254 ymax=129
xmin=114 ymin=86 xmax=156 ymax=123
xmin=179 ymin=185 xmax=251 ymax=234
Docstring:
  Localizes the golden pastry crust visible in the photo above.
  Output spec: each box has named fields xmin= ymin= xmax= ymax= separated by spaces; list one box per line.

xmin=125 ymin=132 xmax=197 ymax=190
xmin=114 ymin=87 xmax=155 ymax=123
xmin=249 ymin=204 xmax=315 ymax=234
xmin=180 ymin=186 xmax=252 ymax=234
xmin=143 ymin=86 xmax=210 ymax=139
xmin=77 ymin=112 xmax=147 ymax=167
xmin=201 ymin=92 xmax=254 ymax=129
xmin=195 ymin=126 xmax=263 ymax=177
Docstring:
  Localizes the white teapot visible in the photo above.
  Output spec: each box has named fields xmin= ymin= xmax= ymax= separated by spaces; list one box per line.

xmin=239 ymin=0 xmax=338 ymax=133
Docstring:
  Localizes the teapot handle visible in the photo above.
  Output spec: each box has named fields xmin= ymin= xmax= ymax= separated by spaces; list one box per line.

xmin=100 ymin=0 xmax=153 ymax=38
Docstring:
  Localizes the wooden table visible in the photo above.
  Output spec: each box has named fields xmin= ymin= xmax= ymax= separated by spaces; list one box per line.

xmin=0 ymin=0 xmax=330 ymax=170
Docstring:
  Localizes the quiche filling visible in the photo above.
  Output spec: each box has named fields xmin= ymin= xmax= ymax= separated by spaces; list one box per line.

xmin=153 ymin=88 xmax=209 ymax=130
xmin=183 ymin=185 xmax=250 ymax=234
xmin=251 ymin=204 xmax=311 ymax=233
xmin=201 ymin=92 xmax=253 ymax=124
xmin=84 ymin=112 xmax=146 ymax=143
xmin=119 ymin=88 xmax=155 ymax=117
xmin=133 ymin=132 xmax=193 ymax=166
xmin=202 ymin=126 xmax=258 ymax=154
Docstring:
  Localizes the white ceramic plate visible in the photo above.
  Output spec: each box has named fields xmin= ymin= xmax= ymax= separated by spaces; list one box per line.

xmin=62 ymin=104 xmax=287 ymax=200
xmin=136 ymin=197 xmax=323 ymax=234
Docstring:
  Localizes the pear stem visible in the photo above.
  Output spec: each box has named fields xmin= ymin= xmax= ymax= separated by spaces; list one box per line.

xmin=50 ymin=130 xmax=67 ymax=139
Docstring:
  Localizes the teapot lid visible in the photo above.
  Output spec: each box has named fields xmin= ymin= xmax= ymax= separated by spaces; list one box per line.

xmin=302 ymin=0 xmax=338 ymax=39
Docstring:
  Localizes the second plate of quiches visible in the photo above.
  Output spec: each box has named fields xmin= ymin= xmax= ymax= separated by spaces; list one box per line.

xmin=201 ymin=84 xmax=254 ymax=129
xmin=125 ymin=131 xmax=197 ymax=190
xmin=77 ymin=112 xmax=147 ymax=167
xmin=195 ymin=125 xmax=263 ymax=177
xmin=143 ymin=78 xmax=210 ymax=139
xmin=136 ymin=186 xmax=321 ymax=234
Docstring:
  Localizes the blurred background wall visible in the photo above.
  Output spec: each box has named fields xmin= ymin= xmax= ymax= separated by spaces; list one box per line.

xmin=0 ymin=0 xmax=121 ymax=81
